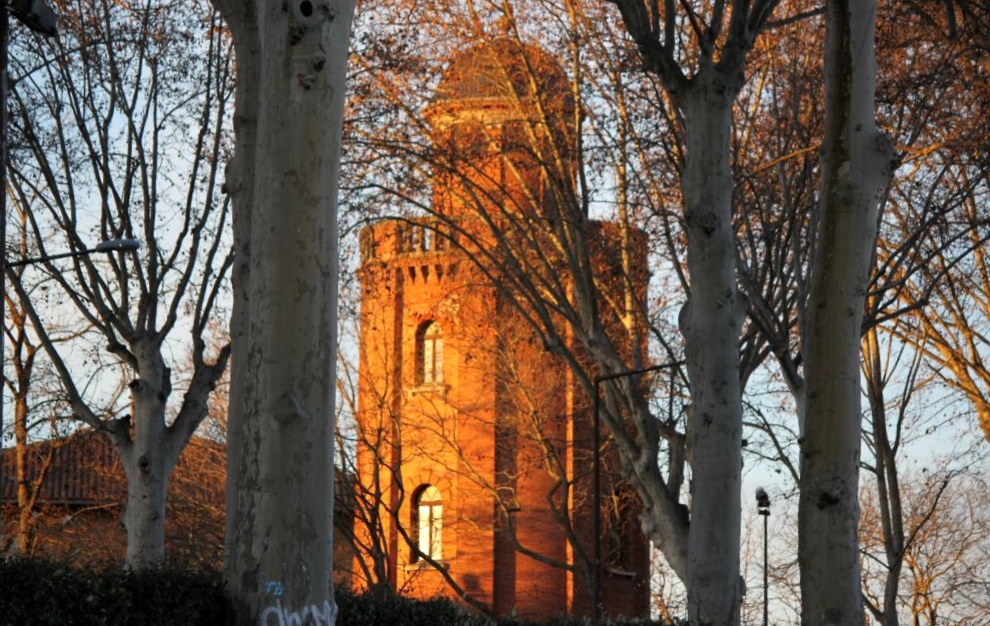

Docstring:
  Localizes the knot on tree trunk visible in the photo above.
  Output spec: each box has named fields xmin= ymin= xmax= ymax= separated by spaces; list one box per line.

xmin=287 ymin=0 xmax=336 ymax=47
xmin=275 ymin=387 xmax=310 ymax=424
xmin=129 ymin=375 xmax=169 ymax=404
xmin=287 ymin=0 xmax=336 ymax=25
xmin=677 ymin=300 xmax=691 ymax=337
xmin=222 ymin=157 xmax=243 ymax=195
xmin=816 ymin=478 xmax=845 ymax=510
xmin=685 ymin=210 xmax=718 ymax=236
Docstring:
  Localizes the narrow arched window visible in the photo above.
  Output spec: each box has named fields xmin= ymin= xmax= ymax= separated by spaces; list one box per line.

xmin=416 ymin=321 xmax=443 ymax=385
xmin=412 ymin=484 xmax=443 ymax=561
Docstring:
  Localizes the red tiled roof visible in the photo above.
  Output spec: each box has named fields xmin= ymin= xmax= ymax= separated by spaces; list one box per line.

xmin=1 ymin=430 xmax=125 ymax=505
xmin=1 ymin=430 xmax=225 ymax=506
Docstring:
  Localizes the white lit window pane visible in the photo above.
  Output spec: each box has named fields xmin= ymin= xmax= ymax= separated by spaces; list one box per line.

xmin=433 ymin=337 xmax=443 ymax=383
xmin=415 ymin=486 xmax=443 ymax=560
xmin=424 ymin=339 xmax=435 ymax=383
xmin=420 ymin=323 xmax=443 ymax=385
xmin=418 ymin=504 xmax=432 ymax=555
xmin=430 ymin=504 xmax=442 ymax=559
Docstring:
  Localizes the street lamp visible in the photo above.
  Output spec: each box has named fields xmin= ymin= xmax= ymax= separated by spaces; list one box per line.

xmin=8 ymin=0 xmax=57 ymax=36
xmin=756 ymin=486 xmax=771 ymax=626
xmin=592 ymin=360 xmax=682 ymax=621
xmin=2 ymin=0 xmax=59 ymax=267
xmin=8 ymin=238 xmax=141 ymax=268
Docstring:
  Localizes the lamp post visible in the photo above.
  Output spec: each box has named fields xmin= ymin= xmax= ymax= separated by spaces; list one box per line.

xmin=592 ymin=360 xmax=682 ymax=621
xmin=2 ymin=0 xmax=60 ymax=289
xmin=756 ymin=486 xmax=771 ymax=626
xmin=0 ymin=0 xmax=57 ymax=553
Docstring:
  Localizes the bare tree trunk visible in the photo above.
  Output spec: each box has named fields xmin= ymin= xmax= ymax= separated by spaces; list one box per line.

xmin=14 ymin=391 xmax=31 ymax=555
xmin=10 ymin=302 xmax=38 ymax=556
xmin=680 ymin=67 xmax=746 ymax=626
xmin=218 ymin=0 xmax=261 ymax=612
xmin=119 ymin=342 xmax=165 ymax=567
xmin=119 ymin=445 xmax=171 ymax=568
xmin=117 ymin=356 xmax=173 ymax=569
xmin=863 ymin=326 xmax=905 ymax=626
xmin=219 ymin=0 xmax=355 ymax=623
xmin=799 ymin=1 xmax=896 ymax=624
xmin=111 ymin=337 xmax=219 ymax=568
xmin=602 ymin=3 xmax=777 ymax=621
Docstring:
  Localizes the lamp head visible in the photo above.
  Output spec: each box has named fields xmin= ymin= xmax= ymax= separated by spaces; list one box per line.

xmin=756 ymin=487 xmax=770 ymax=511
xmin=8 ymin=0 xmax=58 ymax=37
xmin=94 ymin=238 xmax=141 ymax=253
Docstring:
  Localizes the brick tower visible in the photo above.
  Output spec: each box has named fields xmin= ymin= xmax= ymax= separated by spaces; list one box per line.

xmin=354 ymin=38 xmax=650 ymax=620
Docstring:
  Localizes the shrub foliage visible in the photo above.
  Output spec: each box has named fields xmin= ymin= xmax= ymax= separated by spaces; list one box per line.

xmin=1 ymin=558 xmax=673 ymax=625
xmin=0 ymin=558 xmax=224 ymax=625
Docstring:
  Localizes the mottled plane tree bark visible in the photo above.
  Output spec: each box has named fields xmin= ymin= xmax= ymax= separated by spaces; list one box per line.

xmin=798 ymin=1 xmax=896 ymax=624
xmin=211 ymin=0 xmax=355 ymax=622
xmin=600 ymin=2 xmax=780 ymax=623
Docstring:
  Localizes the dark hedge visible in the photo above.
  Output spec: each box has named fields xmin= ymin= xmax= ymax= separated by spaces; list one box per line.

xmin=1 ymin=559 xmax=674 ymax=626
xmin=0 ymin=558 xmax=224 ymax=625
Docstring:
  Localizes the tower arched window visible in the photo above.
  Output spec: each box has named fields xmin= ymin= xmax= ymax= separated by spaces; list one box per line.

xmin=412 ymin=484 xmax=443 ymax=561
xmin=416 ymin=321 xmax=443 ymax=385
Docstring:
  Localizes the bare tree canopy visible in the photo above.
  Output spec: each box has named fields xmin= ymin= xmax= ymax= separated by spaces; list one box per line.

xmin=5 ymin=0 xmax=233 ymax=568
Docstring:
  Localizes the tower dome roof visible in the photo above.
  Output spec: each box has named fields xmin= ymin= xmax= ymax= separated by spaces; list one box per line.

xmin=431 ymin=38 xmax=573 ymax=120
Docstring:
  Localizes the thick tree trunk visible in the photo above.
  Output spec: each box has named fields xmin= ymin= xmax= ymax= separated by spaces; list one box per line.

xmin=120 ymin=443 xmax=171 ymax=568
xmin=220 ymin=0 xmax=261 ymax=611
xmin=221 ymin=0 xmax=355 ymax=623
xmin=680 ymin=68 xmax=746 ymax=626
xmin=112 ymin=335 xmax=225 ymax=568
xmin=118 ymin=344 xmax=178 ymax=569
xmin=799 ymin=2 xmax=895 ymax=624
xmin=116 ymin=374 xmax=222 ymax=568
